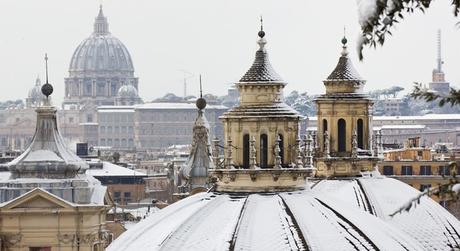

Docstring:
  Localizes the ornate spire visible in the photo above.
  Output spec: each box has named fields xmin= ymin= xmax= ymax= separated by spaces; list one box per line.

xmin=8 ymin=55 xmax=87 ymax=178
xmin=93 ymin=5 xmax=109 ymax=35
xmin=239 ymin=18 xmax=283 ymax=83
xmin=180 ymin=82 xmax=214 ymax=191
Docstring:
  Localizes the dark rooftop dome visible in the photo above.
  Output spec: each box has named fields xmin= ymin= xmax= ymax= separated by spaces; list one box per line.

xmin=239 ymin=29 xmax=284 ymax=83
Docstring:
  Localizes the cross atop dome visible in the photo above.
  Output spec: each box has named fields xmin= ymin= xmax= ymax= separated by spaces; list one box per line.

xmin=94 ymin=5 xmax=109 ymax=35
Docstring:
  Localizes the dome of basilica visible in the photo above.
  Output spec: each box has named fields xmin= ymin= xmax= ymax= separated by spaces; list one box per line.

xmin=68 ymin=6 xmax=134 ymax=75
xmin=117 ymin=84 xmax=139 ymax=98
xmin=28 ymin=77 xmax=45 ymax=101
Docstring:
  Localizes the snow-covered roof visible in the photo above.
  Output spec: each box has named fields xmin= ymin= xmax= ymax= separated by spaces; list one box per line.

xmin=135 ymin=102 xmax=227 ymax=110
xmin=108 ymin=189 xmax=424 ymax=251
xmin=378 ymin=124 xmax=426 ymax=130
xmin=86 ymin=161 xmax=146 ymax=177
xmin=309 ymin=114 xmax=460 ymax=122
xmin=8 ymin=105 xmax=88 ymax=177
xmin=313 ymin=176 xmax=460 ymax=250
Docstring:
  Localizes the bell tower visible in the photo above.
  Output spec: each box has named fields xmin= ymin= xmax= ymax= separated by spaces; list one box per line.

xmin=314 ymin=36 xmax=381 ymax=177
xmin=219 ymin=20 xmax=302 ymax=169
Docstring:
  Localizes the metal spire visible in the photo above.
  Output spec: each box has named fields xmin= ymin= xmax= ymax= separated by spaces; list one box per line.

xmin=437 ymin=29 xmax=443 ymax=72
xmin=260 ymin=16 xmax=263 ymax=32
xmin=41 ymin=54 xmax=53 ymax=101
xmin=341 ymin=26 xmax=348 ymax=56
xmin=45 ymin=53 xmax=49 ymax=84
xmin=199 ymin=74 xmax=202 ymax=98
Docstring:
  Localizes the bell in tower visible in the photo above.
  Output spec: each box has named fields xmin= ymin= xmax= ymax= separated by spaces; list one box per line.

xmin=314 ymin=36 xmax=381 ymax=177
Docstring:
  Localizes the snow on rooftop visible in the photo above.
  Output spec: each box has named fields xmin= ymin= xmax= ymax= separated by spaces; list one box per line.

xmin=377 ymin=124 xmax=426 ymax=130
xmin=86 ymin=161 xmax=146 ymax=177
xmin=313 ymin=177 xmax=460 ymax=250
xmin=108 ymin=189 xmax=425 ymax=251
xmin=135 ymin=102 xmax=227 ymax=110
xmin=309 ymin=114 xmax=460 ymax=122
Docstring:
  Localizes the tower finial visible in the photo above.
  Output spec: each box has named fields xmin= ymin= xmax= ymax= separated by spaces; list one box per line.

xmin=342 ymin=26 xmax=348 ymax=46
xmin=41 ymin=53 xmax=53 ymax=98
xmin=258 ymin=16 xmax=265 ymax=38
xmin=196 ymin=74 xmax=206 ymax=110
xmin=341 ymin=27 xmax=348 ymax=57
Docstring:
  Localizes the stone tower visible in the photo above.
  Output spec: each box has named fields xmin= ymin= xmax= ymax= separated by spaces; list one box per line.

xmin=220 ymin=22 xmax=302 ymax=168
xmin=314 ymin=36 xmax=380 ymax=177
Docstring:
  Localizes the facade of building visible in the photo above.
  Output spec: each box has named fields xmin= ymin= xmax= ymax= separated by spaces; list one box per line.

xmin=0 ymin=83 xmax=110 ymax=251
xmin=97 ymin=106 xmax=136 ymax=151
xmin=134 ymin=102 xmax=226 ymax=150
xmin=86 ymin=160 xmax=146 ymax=205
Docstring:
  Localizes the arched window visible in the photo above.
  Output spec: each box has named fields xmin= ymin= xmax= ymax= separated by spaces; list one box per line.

xmin=243 ymin=134 xmax=250 ymax=169
xmin=357 ymin=119 xmax=364 ymax=149
xmin=338 ymin=119 xmax=346 ymax=152
xmin=323 ymin=119 xmax=328 ymax=134
xmin=260 ymin=134 xmax=268 ymax=168
xmin=278 ymin=134 xmax=284 ymax=165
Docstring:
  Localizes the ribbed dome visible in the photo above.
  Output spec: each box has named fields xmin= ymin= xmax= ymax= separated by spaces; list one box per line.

xmin=68 ymin=6 xmax=134 ymax=75
xmin=117 ymin=84 xmax=139 ymax=98
xmin=108 ymin=189 xmax=425 ymax=251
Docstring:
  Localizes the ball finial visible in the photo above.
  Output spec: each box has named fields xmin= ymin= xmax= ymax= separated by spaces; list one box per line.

xmin=196 ymin=97 xmax=207 ymax=110
xmin=258 ymin=15 xmax=265 ymax=38
xmin=42 ymin=53 xmax=53 ymax=97
xmin=341 ymin=36 xmax=347 ymax=46
xmin=41 ymin=83 xmax=53 ymax=97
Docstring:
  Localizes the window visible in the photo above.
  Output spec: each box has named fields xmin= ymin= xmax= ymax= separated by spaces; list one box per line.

xmin=322 ymin=119 xmax=328 ymax=134
xmin=69 ymin=117 xmax=74 ymax=123
xmin=438 ymin=166 xmax=450 ymax=175
xmin=87 ymin=114 xmax=93 ymax=123
xmin=114 ymin=192 xmax=121 ymax=198
xmin=338 ymin=119 xmax=346 ymax=152
xmin=357 ymin=119 xmax=364 ymax=149
xmin=401 ymin=166 xmax=413 ymax=175
xmin=260 ymin=134 xmax=268 ymax=168
xmin=420 ymin=165 xmax=432 ymax=175
xmin=420 ymin=184 xmax=431 ymax=192
xmin=124 ymin=192 xmax=131 ymax=198
xmin=383 ymin=166 xmax=394 ymax=175
xmin=243 ymin=134 xmax=249 ymax=168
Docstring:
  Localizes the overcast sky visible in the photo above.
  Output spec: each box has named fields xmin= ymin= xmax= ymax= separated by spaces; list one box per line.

xmin=1 ymin=0 xmax=460 ymax=105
